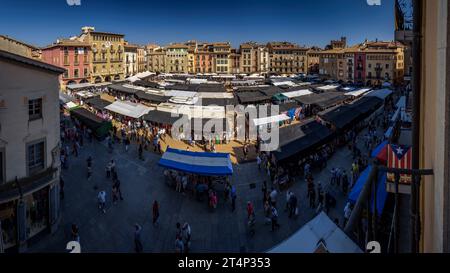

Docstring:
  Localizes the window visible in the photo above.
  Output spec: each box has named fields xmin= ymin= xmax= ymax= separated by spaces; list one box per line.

xmin=84 ymin=68 xmax=88 ymax=77
xmin=27 ymin=141 xmax=45 ymax=174
xmin=63 ymin=70 xmax=69 ymax=79
xmin=74 ymin=68 xmax=79 ymax=78
xmin=386 ymin=64 xmax=390 ymax=69
xmin=28 ymin=98 xmax=42 ymax=121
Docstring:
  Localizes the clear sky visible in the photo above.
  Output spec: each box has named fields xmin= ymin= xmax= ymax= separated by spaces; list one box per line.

xmin=0 ymin=0 xmax=395 ymax=48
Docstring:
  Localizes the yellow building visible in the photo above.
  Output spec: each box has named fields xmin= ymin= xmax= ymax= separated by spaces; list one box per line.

xmin=212 ymin=42 xmax=232 ymax=74
xmin=165 ymin=43 xmax=189 ymax=73
xmin=146 ymin=44 xmax=165 ymax=73
xmin=137 ymin=46 xmax=146 ymax=73
xmin=267 ymin=42 xmax=308 ymax=75
xmin=0 ymin=35 xmax=41 ymax=60
xmin=78 ymin=26 xmax=125 ymax=83
xmin=363 ymin=41 xmax=405 ymax=86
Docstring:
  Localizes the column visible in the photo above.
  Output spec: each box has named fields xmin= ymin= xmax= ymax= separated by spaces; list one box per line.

xmin=49 ymin=182 xmax=60 ymax=234
xmin=16 ymin=200 xmax=27 ymax=252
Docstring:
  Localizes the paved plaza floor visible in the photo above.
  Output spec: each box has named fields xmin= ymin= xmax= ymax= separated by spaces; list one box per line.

xmin=28 ymin=126 xmax=375 ymax=253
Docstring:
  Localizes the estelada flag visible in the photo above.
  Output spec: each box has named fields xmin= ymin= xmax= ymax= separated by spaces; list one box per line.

xmin=387 ymin=144 xmax=412 ymax=184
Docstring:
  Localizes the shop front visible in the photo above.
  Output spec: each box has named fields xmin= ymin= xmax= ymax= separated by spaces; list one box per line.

xmin=0 ymin=171 xmax=60 ymax=252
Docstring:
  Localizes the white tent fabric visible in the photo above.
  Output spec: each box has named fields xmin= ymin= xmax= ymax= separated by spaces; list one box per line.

xmin=76 ymin=91 xmax=97 ymax=99
xmin=198 ymin=92 xmax=234 ymax=99
xmin=272 ymin=81 xmax=297 ymax=87
xmin=66 ymin=82 xmax=93 ymax=90
xmin=268 ymin=212 xmax=363 ymax=253
xmin=282 ymin=89 xmax=313 ymax=99
xmin=105 ymin=101 xmax=154 ymax=118
xmin=317 ymin=84 xmax=340 ymax=91
xmin=126 ymin=76 xmax=140 ymax=83
xmin=165 ymin=90 xmax=197 ymax=98
xmin=169 ymin=96 xmax=199 ymax=105
xmin=344 ymin=88 xmax=372 ymax=97
xmin=253 ymin=114 xmax=290 ymax=126
xmin=64 ymin=101 xmax=78 ymax=109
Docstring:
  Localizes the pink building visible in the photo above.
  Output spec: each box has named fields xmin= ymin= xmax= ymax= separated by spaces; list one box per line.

xmin=41 ymin=39 xmax=91 ymax=88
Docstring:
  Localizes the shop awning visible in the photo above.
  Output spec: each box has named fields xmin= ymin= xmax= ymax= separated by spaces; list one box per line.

xmin=64 ymin=101 xmax=79 ymax=109
xmin=344 ymin=88 xmax=371 ymax=97
xmin=108 ymin=84 xmax=139 ymax=94
xmin=159 ymin=148 xmax=233 ymax=176
xmin=105 ymin=101 xmax=154 ymax=118
xmin=135 ymin=90 xmax=170 ymax=103
xmin=365 ymin=88 xmax=393 ymax=100
xmin=348 ymin=166 xmax=388 ymax=215
xmin=294 ymin=92 xmax=346 ymax=109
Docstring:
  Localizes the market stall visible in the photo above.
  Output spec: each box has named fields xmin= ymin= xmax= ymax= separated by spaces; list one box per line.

xmin=69 ymin=108 xmax=112 ymax=140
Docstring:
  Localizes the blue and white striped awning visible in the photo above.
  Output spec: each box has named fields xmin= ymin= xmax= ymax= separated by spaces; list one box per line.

xmin=159 ymin=148 xmax=233 ymax=176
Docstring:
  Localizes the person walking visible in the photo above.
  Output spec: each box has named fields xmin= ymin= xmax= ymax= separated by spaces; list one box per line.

xmin=269 ymin=187 xmax=278 ymax=208
xmin=138 ymin=144 xmax=144 ymax=160
xmin=247 ymin=201 xmax=255 ymax=220
xmin=134 ymin=224 xmax=143 ymax=253
xmin=309 ymin=185 xmax=316 ymax=208
xmin=105 ymin=162 xmax=112 ymax=179
xmin=256 ymin=154 xmax=262 ymax=171
xmin=97 ymin=190 xmax=106 ymax=214
xmin=271 ymin=206 xmax=280 ymax=231
xmin=175 ymin=235 xmax=184 ymax=254
xmin=342 ymin=171 xmax=349 ymax=195
xmin=113 ymin=179 xmax=124 ymax=201
xmin=152 ymin=200 xmax=160 ymax=226
xmin=71 ymin=223 xmax=80 ymax=242
xmin=182 ymin=222 xmax=191 ymax=253
xmin=285 ymin=191 xmax=292 ymax=212
xmin=125 ymin=138 xmax=130 ymax=152
xmin=112 ymin=184 xmax=119 ymax=205
xmin=230 ymin=185 xmax=237 ymax=212
xmin=289 ymin=193 xmax=298 ymax=218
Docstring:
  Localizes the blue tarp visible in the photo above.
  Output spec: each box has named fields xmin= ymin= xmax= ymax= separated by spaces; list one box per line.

xmin=348 ymin=166 xmax=388 ymax=215
xmin=371 ymin=140 xmax=388 ymax=158
xmin=158 ymin=148 xmax=233 ymax=176
xmin=384 ymin=126 xmax=394 ymax=139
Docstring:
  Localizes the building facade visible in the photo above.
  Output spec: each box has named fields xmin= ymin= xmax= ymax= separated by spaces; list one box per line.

xmin=136 ymin=46 xmax=146 ymax=73
xmin=212 ymin=42 xmax=231 ymax=74
xmin=124 ymin=43 xmax=138 ymax=77
xmin=146 ymin=44 xmax=166 ymax=73
xmin=267 ymin=42 xmax=308 ymax=75
xmin=0 ymin=49 xmax=64 ymax=252
xmin=239 ymin=42 xmax=269 ymax=74
xmin=41 ymin=39 xmax=91 ymax=89
xmin=0 ymin=35 xmax=41 ymax=60
xmin=307 ymin=48 xmax=321 ymax=74
xmin=78 ymin=26 xmax=126 ymax=83
xmin=165 ymin=44 xmax=188 ymax=73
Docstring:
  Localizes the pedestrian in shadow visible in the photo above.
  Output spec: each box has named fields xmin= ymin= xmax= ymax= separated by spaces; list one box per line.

xmin=152 ymin=200 xmax=160 ymax=226
xmin=134 ymin=224 xmax=143 ymax=253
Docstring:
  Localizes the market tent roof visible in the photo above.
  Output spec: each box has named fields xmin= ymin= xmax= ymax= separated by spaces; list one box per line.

xmin=294 ymin=92 xmax=346 ymax=109
xmin=273 ymin=121 xmax=333 ymax=162
xmin=143 ymin=110 xmax=181 ymax=125
xmin=69 ymin=107 xmax=110 ymax=131
xmin=344 ymin=88 xmax=371 ymax=97
xmin=320 ymin=97 xmax=383 ymax=130
xmin=64 ymin=101 xmax=79 ymax=110
xmin=59 ymin=92 xmax=74 ymax=104
xmin=348 ymin=166 xmax=388 ymax=215
xmin=135 ymin=90 xmax=170 ymax=103
xmin=105 ymin=101 xmax=153 ymax=118
xmin=259 ymin=86 xmax=284 ymax=97
xmin=236 ymin=91 xmax=271 ymax=104
xmin=158 ymin=148 xmax=233 ymax=176
xmin=365 ymin=88 xmax=393 ymax=100
xmin=66 ymin=82 xmax=94 ymax=90
xmin=315 ymin=84 xmax=340 ymax=92
xmin=200 ymin=97 xmax=237 ymax=106
xmin=252 ymin=114 xmax=291 ymax=127
xmin=84 ymin=96 xmax=112 ymax=110
xmin=108 ymin=84 xmax=139 ymax=94
xmin=268 ymin=212 xmax=362 ymax=253
xmin=282 ymin=89 xmax=313 ymax=99
xmin=277 ymin=102 xmax=300 ymax=113
xmin=133 ymin=80 xmax=160 ymax=88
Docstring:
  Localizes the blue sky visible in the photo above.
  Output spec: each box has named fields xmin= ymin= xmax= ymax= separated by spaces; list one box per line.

xmin=0 ymin=0 xmax=394 ymax=48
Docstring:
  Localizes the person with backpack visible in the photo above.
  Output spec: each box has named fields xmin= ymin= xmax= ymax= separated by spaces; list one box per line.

xmin=182 ymin=222 xmax=191 ymax=253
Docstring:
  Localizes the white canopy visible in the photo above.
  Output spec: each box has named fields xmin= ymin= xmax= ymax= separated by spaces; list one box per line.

xmin=198 ymin=92 xmax=234 ymax=99
xmin=165 ymin=90 xmax=197 ymax=98
xmin=252 ymin=114 xmax=290 ymax=127
xmin=105 ymin=101 xmax=154 ymax=118
xmin=282 ymin=89 xmax=313 ymax=99
xmin=76 ymin=91 xmax=97 ymax=99
xmin=272 ymin=81 xmax=297 ymax=87
xmin=64 ymin=101 xmax=78 ymax=109
xmin=344 ymin=88 xmax=371 ymax=97
xmin=317 ymin=84 xmax=340 ymax=91
xmin=268 ymin=212 xmax=363 ymax=253
xmin=67 ymin=82 xmax=93 ymax=90
xmin=169 ymin=96 xmax=199 ymax=105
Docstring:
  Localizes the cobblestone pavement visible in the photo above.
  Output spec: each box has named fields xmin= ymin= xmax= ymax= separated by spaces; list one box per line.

xmin=28 ymin=125 xmax=377 ymax=253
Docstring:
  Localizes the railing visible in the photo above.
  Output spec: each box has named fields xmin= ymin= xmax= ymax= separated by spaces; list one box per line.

xmin=344 ymin=163 xmax=433 ymax=253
